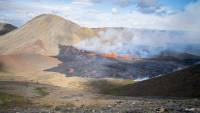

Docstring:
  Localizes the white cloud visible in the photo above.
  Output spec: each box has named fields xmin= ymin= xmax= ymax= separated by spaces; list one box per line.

xmin=138 ymin=0 xmax=157 ymax=7
xmin=75 ymin=28 xmax=200 ymax=57
xmin=112 ymin=7 xmax=118 ymax=14
xmin=114 ymin=0 xmax=134 ymax=7
xmin=0 ymin=0 xmax=200 ymax=31
xmin=161 ymin=1 xmax=200 ymax=31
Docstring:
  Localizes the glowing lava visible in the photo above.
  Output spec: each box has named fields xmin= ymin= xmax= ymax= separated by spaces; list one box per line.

xmin=101 ymin=52 xmax=131 ymax=60
xmin=101 ymin=52 xmax=118 ymax=59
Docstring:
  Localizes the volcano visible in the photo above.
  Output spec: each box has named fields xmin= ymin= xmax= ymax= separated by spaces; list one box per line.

xmin=0 ymin=14 xmax=99 ymax=56
xmin=46 ymin=45 xmax=199 ymax=79
xmin=0 ymin=14 xmax=199 ymax=79
xmin=0 ymin=14 xmax=200 ymax=112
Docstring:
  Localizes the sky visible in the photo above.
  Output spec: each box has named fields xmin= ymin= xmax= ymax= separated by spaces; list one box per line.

xmin=0 ymin=0 xmax=200 ymax=31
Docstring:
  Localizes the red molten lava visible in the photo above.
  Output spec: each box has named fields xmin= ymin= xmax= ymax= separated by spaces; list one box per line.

xmin=101 ymin=52 xmax=118 ymax=59
xmin=101 ymin=52 xmax=131 ymax=60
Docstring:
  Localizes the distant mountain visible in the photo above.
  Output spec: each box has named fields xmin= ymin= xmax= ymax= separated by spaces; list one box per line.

xmin=151 ymin=50 xmax=200 ymax=65
xmin=0 ymin=14 xmax=199 ymax=58
xmin=0 ymin=14 xmax=199 ymax=79
xmin=0 ymin=22 xmax=17 ymax=35
xmin=0 ymin=14 xmax=99 ymax=56
xmin=155 ymin=50 xmax=200 ymax=60
xmin=110 ymin=64 xmax=200 ymax=97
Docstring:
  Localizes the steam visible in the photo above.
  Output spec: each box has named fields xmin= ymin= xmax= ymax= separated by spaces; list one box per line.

xmin=134 ymin=77 xmax=150 ymax=81
xmin=75 ymin=28 xmax=200 ymax=58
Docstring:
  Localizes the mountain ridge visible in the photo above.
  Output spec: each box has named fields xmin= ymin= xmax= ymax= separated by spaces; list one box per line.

xmin=109 ymin=64 xmax=200 ymax=97
xmin=0 ymin=22 xmax=17 ymax=36
xmin=0 ymin=14 xmax=98 ymax=56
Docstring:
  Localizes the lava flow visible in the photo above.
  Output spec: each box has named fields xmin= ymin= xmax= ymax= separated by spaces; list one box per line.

xmin=101 ymin=52 xmax=132 ymax=60
xmin=101 ymin=52 xmax=118 ymax=59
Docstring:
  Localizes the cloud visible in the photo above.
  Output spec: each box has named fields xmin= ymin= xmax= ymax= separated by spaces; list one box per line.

xmin=72 ymin=0 xmax=174 ymax=15
xmin=165 ymin=1 xmax=200 ymax=31
xmin=138 ymin=0 xmax=157 ymax=7
xmin=0 ymin=1 xmax=71 ymax=25
xmin=112 ymin=7 xmax=118 ymax=14
xmin=114 ymin=0 xmax=134 ymax=7
xmin=80 ymin=0 xmax=155 ymax=8
xmin=1 ymin=0 xmax=199 ymax=57
xmin=75 ymin=28 xmax=200 ymax=57
xmin=0 ymin=0 xmax=199 ymax=31
xmin=136 ymin=0 xmax=175 ymax=15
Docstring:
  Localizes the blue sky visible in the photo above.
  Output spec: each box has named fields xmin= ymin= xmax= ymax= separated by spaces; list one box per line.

xmin=0 ymin=0 xmax=199 ymax=31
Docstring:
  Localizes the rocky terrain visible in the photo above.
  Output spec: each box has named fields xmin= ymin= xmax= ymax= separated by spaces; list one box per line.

xmin=0 ymin=64 xmax=199 ymax=113
xmin=1 ymin=97 xmax=200 ymax=113
xmin=0 ymin=70 xmax=200 ymax=113
xmin=0 ymin=14 xmax=200 ymax=113
xmin=0 ymin=14 xmax=199 ymax=80
xmin=47 ymin=45 xmax=200 ymax=79
xmin=109 ymin=64 xmax=200 ymax=97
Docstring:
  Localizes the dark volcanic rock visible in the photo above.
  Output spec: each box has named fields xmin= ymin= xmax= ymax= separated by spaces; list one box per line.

xmin=46 ymin=45 xmax=200 ymax=79
xmin=0 ymin=23 xmax=17 ymax=35
xmin=1 ymin=98 xmax=200 ymax=113
xmin=112 ymin=64 xmax=200 ymax=97
xmin=152 ymin=50 xmax=200 ymax=65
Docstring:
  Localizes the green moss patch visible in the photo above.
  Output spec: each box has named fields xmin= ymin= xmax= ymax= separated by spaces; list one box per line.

xmin=0 ymin=92 xmax=29 ymax=108
xmin=88 ymin=78 xmax=135 ymax=94
xmin=34 ymin=87 xmax=49 ymax=96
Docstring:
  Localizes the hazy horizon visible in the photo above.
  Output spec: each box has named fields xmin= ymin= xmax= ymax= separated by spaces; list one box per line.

xmin=0 ymin=0 xmax=200 ymax=31
xmin=0 ymin=0 xmax=200 ymax=56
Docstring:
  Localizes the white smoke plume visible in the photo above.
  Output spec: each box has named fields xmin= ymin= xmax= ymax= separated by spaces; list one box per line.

xmin=75 ymin=28 xmax=200 ymax=58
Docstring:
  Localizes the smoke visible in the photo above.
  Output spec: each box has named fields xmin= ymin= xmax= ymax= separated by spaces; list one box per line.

xmin=75 ymin=28 xmax=200 ymax=58
xmin=134 ymin=77 xmax=150 ymax=81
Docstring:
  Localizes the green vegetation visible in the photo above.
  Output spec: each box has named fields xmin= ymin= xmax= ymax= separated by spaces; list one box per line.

xmin=65 ymin=102 xmax=75 ymax=107
xmin=0 ymin=63 xmax=7 ymax=73
xmin=107 ymin=64 xmax=200 ymax=97
xmin=88 ymin=78 xmax=135 ymax=94
xmin=0 ymin=92 xmax=29 ymax=108
xmin=34 ymin=87 xmax=49 ymax=96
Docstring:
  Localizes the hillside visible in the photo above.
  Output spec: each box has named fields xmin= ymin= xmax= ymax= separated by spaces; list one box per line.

xmin=0 ymin=54 xmax=60 ymax=73
xmin=0 ymin=14 xmax=98 ymax=56
xmin=0 ymin=14 xmax=199 ymax=79
xmin=0 ymin=23 xmax=17 ymax=35
xmin=151 ymin=50 xmax=200 ymax=65
xmin=110 ymin=64 xmax=200 ymax=97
